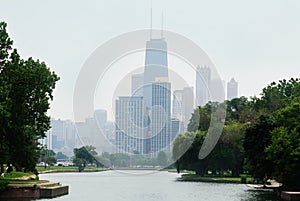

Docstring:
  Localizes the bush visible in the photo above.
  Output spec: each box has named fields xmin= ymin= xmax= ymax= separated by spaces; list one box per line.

xmin=0 ymin=179 xmax=9 ymax=192
xmin=241 ymin=176 xmax=247 ymax=184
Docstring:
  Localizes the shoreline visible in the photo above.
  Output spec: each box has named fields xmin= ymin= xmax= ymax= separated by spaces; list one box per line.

xmin=177 ymin=176 xmax=242 ymax=184
xmin=38 ymin=168 xmax=110 ymax=174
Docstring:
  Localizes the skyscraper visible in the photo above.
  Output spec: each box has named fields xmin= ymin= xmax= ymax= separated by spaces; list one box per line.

xmin=227 ymin=78 xmax=238 ymax=100
xmin=94 ymin=109 xmax=107 ymax=126
xmin=131 ymin=73 xmax=144 ymax=96
xmin=173 ymin=87 xmax=194 ymax=132
xmin=150 ymin=78 xmax=171 ymax=155
xmin=143 ymin=38 xmax=168 ymax=108
xmin=115 ymin=96 xmax=146 ymax=154
xmin=196 ymin=65 xmax=211 ymax=106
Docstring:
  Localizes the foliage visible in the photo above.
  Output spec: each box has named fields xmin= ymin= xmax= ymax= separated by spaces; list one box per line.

xmin=157 ymin=151 xmax=168 ymax=166
xmin=243 ymin=115 xmax=275 ymax=180
xmin=173 ymin=78 xmax=300 ymax=188
xmin=0 ymin=179 xmax=9 ymax=192
xmin=73 ymin=146 xmax=98 ymax=171
xmin=265 ymin=99 xmax=300 ymax=188
xmin=56 ymin=152 xmax=68 ymax=160
xmin=0 ymin=21 xmax=59 ymax=173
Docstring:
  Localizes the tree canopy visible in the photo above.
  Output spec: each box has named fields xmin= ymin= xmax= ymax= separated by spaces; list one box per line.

xmin=173 ymin=78 xmax=300 ymax=189
xmin=0 ymin=21 xmax=59 ymax=173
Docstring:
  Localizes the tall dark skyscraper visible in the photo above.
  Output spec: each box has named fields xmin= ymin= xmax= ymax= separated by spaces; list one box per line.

xmin=143 ymin=38 xmax=168 ymax=108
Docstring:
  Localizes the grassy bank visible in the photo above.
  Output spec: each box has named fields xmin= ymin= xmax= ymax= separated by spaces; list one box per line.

xmin=179 ymin=173 xmax=254 ymax=183
xmin=37 ymin=166 xmax=108 ymax=173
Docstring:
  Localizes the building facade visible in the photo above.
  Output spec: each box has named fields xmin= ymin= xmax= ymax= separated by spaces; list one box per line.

xmin=115 ymin=96 xmax=146 ymax=154
xmin=150 ymin=78 xmax=171 ymax=156
xmin=196 ymin=65 xmax=211 ymax=106
xmin=227 ymin=78 xmax=238 ymax=100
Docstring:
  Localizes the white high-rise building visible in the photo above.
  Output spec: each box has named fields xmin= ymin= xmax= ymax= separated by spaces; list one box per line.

xmin=196 ymin=65 xmax=211 ymax=106
xmin=115 ymin=96 xmax=146 ymax=154
xmin=150 ymin=78 xmax=171 ymax=155
xmin=173 ymin=87 xmax=194 ymax=132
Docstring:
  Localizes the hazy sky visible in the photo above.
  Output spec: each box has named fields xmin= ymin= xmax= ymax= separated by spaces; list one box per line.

xmin=1 ymin=0 xmax=300 ymax=121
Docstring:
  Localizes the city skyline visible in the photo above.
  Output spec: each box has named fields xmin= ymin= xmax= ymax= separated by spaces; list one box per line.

xmin=2 ymin=1 xmax=300 ymax=121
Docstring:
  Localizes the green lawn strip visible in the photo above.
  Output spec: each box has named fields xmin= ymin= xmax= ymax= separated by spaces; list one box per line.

xmin=8 ymin=179 xmax=48 ymax=184
xmin=37 ymin=166 xmax=107 ymax=173
xmin=181 ymin=173 xmax=254 ymax=183
xmin=3 ymin=171 xmax=34 ymax=179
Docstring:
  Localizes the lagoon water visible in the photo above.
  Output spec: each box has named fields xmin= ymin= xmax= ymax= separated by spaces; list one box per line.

xmin=38 ymin=170 xmax=279 ymax=201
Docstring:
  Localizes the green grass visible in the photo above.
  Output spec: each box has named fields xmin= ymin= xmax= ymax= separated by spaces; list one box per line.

xmin=3 ymin=171 xmax=34 ymax=179
xmin=181 ymin=173 xmax=254 ymax=183
xmin=8 ymin=179 xmax=47 ymax=184
xmin=37 ymin=166 xmax=108 ymax=172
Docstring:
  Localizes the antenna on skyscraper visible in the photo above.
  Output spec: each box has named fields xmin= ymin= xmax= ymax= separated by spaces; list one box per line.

xmin=150 ymin=7 xmax=153 ymax=39
xmin=161 ymin=11 xmax=164 ymax=38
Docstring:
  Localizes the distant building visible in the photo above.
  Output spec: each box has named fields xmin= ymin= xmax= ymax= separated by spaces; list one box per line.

xmin=227 ymin=78 xmax=238 ymax=100
xmin=196 ymin=65 xmax=211 ymax=106
xmin=115 ymin=96 xmax=146 ymax=154
xmin=150 ymin=78 xmax=171 ymax=156
xmin=94 ymin=109 xmax=107 ymax=127
xmin=171 ymin=118 xmax=180 ymax=142
xmin=131 ymin=73 xmax=144 ymax=96
xmin=172 ymin=87 xmax=194 ymax=132
xmin=210 ymin=79 xmax=226 ymax=103
xmin=42 ymin=118 xmax=77 ymax=156
xmin=76 ymin=117 xmax=113 ymax=154
xmin=143 ymin=38 xmax=168 ymax=108
xmin=51 ymin=119 xmax=65 ymax=150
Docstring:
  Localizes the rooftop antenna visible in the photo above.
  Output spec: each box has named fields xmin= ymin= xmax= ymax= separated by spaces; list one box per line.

xmin=161 ymin=11 xmax=164 ymax=38
xmin=150 ymin=7 xmax=153 ymax=39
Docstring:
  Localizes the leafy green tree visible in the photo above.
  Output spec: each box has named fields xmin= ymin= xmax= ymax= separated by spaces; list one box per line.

xmin=0 ymin=22 xmax=13 ymax=174
xmin=56 ymin=152 xmax=68 ymax=160
xmin=208 ymin=122 xmax=245 ymax=176
xmin=173 ymin=131 xmax=209 ymax=175
xmin=256 ymin=78 xmax=300 ymax=114
xmin=266 ymin=99 xmax=300 ymax=188
xmin=157 ymin=151 xmax=168 ymax=167
xmin=0 ymin=21 xmax=59 ymax=173
xmin=39 ymin=148 xmax=56 ymax=168
xmin=109 ymin=153 xmax=130 ymax=167
xmin=44 ymin=156 xmax=57 ymax=166
xmin=94 ymin=155 xmax=111 ymax=168
xmin=73 ymin=146 xmax=98 ymax=171
xmin=243 ymin=115 xmax=275 ymax=181
xmin=187 ymin=104 xmax=211 ymax=132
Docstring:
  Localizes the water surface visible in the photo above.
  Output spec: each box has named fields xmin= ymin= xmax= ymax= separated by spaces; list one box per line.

xmin=37 ymin=170 xmax=279 ymax=201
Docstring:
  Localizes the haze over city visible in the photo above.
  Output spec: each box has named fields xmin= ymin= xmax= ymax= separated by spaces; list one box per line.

xmin=1 ymin=0 xmax=300 ymax=121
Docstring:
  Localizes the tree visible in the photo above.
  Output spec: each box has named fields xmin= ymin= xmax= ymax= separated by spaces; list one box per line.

xmin=173 ymin=131 xmax=210 ymax=175
xmin=243 ymin=115 xmax=275 ymax=181
xmin=0 ymin=22 xmax=13 ymax=174
xmin=73 ymin=146 xmax=98 ymax=171
xmin=0 ymin=21 xmax=59 ymax=173
xmin=265 ymin=99 xmax=300 ymax=188
xmin=56 ymin=152 xmax=68 ymax=160
xmin=39 ymin=148 xmax=56 ymax=168
xmin=187 ymin=105 xmax=211 ymax=132
xmin=109 ymin=153 xmax=130 ymax=167
xmin=256 ymin=78 xmax=300 ymax=114
xmin=157 ymin=151 xmax=168 ymax=167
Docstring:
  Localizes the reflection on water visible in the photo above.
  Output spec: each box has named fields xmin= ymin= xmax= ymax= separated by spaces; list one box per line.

xmin=34 ymin=171 xmax=279 ymax=201
xmin=241 ymin=189 xmax=281 ymax=201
